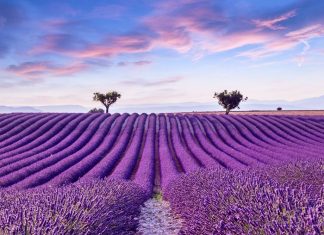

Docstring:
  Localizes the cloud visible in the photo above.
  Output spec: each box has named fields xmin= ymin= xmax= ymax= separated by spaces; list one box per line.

xmin=117 ymin=60 xmax=152 ymax=67
xmin=140 ymin=1 xmax=275 ymax=58
xmin=143 ymin=17 xmax=192 ymax=53
xmin=14 ymin=0 xmax=324 ymax=68
xmin=295 ymin=40 xmax=310 ymax=67
xmin=285 ymin=24 xmax=324 ymax=40
xmin=6 ymin=61 xmax=88 ymax=78
xmin=31 ymin=1 xmax=225 ymax=59
xmin=30 ymin=33 xmax=88 ymax=54
xmin=31 ymin=32 xmax=155 ymax=58
xmin=121 ymin=76 xmax=184 ymax=87
xmin=252 ymin=10 xmax=296 ymax=30
xmin=199 ymin=31 xmax=270 ymax=53
xmin=141 ymin=1 xmax=228 ymax=53
xmin=142 ymin=0 xmax=324 ymax=59
xmin=41 ymin=19 xmax=85 ymax=31
xmin=238 ymin=24 xmax=324 ymax=59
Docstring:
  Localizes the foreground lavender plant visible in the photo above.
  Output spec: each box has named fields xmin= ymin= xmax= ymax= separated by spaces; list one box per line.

xmin=164 ymin=161 xmax=324 ymax=234
xmin=0 ymin=179 xmax=149 ymax=235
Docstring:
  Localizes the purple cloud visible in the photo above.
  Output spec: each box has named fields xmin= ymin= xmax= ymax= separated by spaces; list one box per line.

xmin=6 ymin=61 xmax=88 ymax=78
xmin=239 ymin=24 xmax=324 ymax=59
xmin=252 ymin=10 xmax=297 ymax=30
xmin=31 ymin=33 xmax=88 ymax=54
xmin=4 ymin=0 xmax=324 ymax=81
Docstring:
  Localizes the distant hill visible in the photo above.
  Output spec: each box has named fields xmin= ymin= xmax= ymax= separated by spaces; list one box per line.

xmin=291 ymin=95 xmax=324 ymax=109
xmin=35 ymin=105 xmax=89 ymax=113
xmin=1 ymin=95 xmax=323 ymax=113
xmin=112 ymin=95 xmax=324 ymax=113
xmin=0 ymin=106 xmax=42 ymax=113
xmin=241 ymin=95 xmax=324 ymax=111
xmin=0 ymin=105 xmax=88 ymax=113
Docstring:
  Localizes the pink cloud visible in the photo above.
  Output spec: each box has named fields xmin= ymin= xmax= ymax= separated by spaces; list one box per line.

xmin=53 ymin=63 xmax=87 ymax=75
xmin=201 ymin=31 xmax=270 ymax=53
xmin=30 ymin=33 xmax=87 ymax=55
xmin=252 ymin=10 xmax=296 ymax=30
xmin=7 ymin=61 xmax=51 ymax=76
xmin=6 ymin=61 xmax=88 ymax=78
xmin=29 ymin=2 xmax=268 ymax=61
xmin=28 ymin=1 xmax=324 ymax=64
xmin=285 ymin=24 xmax=324 ymax=39
xmin=32 ymin=2 xmax=222 ymax=59
xmin=151 ymin=28 xmax=192 ymax=53
xmin=142 ymin=5 xmax=225 ymax=53
xmin=238 ymin=24 xmax=324 ymax=59
xmin=66 ymin=34 xmax=153 ymax=58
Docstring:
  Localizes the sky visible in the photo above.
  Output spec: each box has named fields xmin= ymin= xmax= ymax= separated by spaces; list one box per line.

xmin=0 ymin=0 xmax=324 ymax=110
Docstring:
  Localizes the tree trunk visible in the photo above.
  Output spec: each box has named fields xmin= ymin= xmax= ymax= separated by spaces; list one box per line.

xmin=225 ymin=108 xmax=230 ymax=115
xmin=105 ymin=105 xmax=109 ymax=113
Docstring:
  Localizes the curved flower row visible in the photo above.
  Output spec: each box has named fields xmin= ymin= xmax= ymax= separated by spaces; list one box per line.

xmin=0 ymin=113 xmax=323 ymax=193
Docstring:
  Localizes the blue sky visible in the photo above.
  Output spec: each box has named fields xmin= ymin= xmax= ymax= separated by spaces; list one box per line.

xmin=0 ymin=0 xmax=324 ymax=108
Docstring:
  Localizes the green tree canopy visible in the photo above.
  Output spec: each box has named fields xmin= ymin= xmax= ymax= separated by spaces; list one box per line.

xmin=213 ymin=90 xmax=248 ymax=115
xmin=93 ymin=91 xmax=121 ymax=113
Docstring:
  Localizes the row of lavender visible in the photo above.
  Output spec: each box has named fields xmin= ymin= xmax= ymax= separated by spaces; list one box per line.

xmin=0 ymin=113 xmax=324 ymax=193
xmin=0 ymin=178 xmax=149 ymax=235
xmin=1 ymin=160 xmax=322 ymax=234
xmin=164 ymin=160 xmax=324 ymax=234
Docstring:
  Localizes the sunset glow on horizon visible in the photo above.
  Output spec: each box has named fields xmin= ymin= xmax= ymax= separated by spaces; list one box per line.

xmin=1 ymin=0 xmax=324 ymax=109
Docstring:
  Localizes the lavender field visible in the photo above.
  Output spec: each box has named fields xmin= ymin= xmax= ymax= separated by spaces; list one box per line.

xmin=2 ymin=0 xmax=324 ymax=233
xmin=0 ymin=113 xmax=324 ymax=234
xmin=0 ymin=113 xmax=324 ymax=192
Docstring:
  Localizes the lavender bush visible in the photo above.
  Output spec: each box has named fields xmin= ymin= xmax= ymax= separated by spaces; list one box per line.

xmin=164 ymin=160 xmax=324 ymax=234
xmin=0 ymin=178 xmax=149 ymax=235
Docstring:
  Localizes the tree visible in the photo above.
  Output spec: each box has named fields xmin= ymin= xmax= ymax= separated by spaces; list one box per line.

xmin=213 ymin=90 xmax=248 ymax=115
xmin=93 ymin=91 xmax=121 ymax=113
xmin=89 ymin=108 xmax=105 ymax=113
xmin=277 ymin=107 xmax=282 ymax=111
